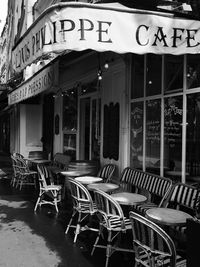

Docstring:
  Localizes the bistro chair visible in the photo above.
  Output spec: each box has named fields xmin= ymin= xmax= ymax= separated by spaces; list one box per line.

xmin=65 ymin=177 xmax=98 ymax=243
xmin=91 ymin=189 xmax=133 ymax=267
xmin=97 ymin=164 xmax=116 ymax=183
xmin=129 ymin=211 xmax=186 ymax=267
xmin=10 ymin=155 xmax=21 ymax=187
xmin=34 ymin=164 xmax=62 ymax=213
xmin=15 ymin=157 xmax=37 ymax=190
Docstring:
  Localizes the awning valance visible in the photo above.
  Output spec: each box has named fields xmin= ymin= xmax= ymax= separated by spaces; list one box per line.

xmin=8 ymin=64 xmax=56 ymax=105
xmin=12 ymin=2 xmax=200 ymax=73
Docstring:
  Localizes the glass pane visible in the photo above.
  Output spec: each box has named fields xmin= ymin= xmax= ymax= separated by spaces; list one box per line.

xmin=186 ymin=93 xmax=200 ymax=184
xmin=131 ymin=55 xmax=144 ymax=99
xmin=164 ymin=55 xmax=183 ymax=93
xmin=145 ymin=99 xmax=161 ymax=174
xmin=91 ymin=99 xmax=101 ymax=161
xmin=187 ymin=54 xmax=200 ymax=89
xmin=164 ymin=96 xmax=183 ymax=181
xmin=146 ymin=54 xmax=162 ymax=96
xmin=130 ymin=102 xmax=143 ymax=169
xmin=63 ymin=134 xmax=76 ymax=160
xmin=63 ymin=88 xmax=77 ymax=132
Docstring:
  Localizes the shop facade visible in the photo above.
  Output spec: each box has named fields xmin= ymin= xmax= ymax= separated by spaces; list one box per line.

xmin=6 ymin=2 xmax=200 ymax=182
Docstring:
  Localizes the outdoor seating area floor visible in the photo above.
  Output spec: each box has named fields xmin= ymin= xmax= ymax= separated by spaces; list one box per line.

xmin=0 ymin=178 xmax=134 ymax=267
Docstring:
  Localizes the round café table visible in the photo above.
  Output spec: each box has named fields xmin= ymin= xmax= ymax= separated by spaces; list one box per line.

xmin=146 ymin=207 xmax=193 ymax=226
xmin=110 ymin=192 xmax=147 ymax=206
xmin=87 ymin=182 xmax=119 ymax=193
xmin=75 ymin=176 xmax=103 ymax=185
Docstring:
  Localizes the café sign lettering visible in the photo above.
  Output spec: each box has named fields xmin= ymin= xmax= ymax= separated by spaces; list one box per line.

xmin=8 ymin=65 xmax=54 ymax=105
xmin=12 ymin=2 xmax=200 ymax=72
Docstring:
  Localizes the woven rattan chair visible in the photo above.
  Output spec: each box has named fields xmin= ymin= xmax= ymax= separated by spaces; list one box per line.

xmin=34 ymin=164 xmax=62 ymax=212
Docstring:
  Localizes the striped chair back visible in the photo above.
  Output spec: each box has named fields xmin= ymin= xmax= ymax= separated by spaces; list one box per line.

xmin=163 ymin=182 xmax=200 ymax=215
xmin=93 ymin=189 xmax=127 ymax=230
xmin=68 ymin=177 xmax=95 ymax=214
xmin=129 ymin=211 xmax=186 ymax=267
xmin=97 ymin=164 xmax=116 ymax=182
xmin=120 ymin=167 xmax=172 ymax=202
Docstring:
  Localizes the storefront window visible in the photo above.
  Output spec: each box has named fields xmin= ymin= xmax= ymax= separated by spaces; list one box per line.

xmin=63 ymin=88 xmax=77 ymax=160
xmin=146 ymin=54 xmax=162 ymax=96
xmin=187 ymin=55 xmax=200 ymax=89
xmin=164 ymin=96 xmax=183 ymax=180
xmin=186 ymin=93 xmax=200 ymax=183
xmin=131 ymin=55 xmax=144 ymax=99
xmin=130 ymin=102 xmax=143 ymax=169
xmin=145 ymin=99 xmax=161 ymax=174
xmin=164 ymin=55 xmax=183 ymax=93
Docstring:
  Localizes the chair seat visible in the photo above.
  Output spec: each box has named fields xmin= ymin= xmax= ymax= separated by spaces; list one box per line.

xmin=137 ymin=249 xmax=186 ymax=267
xmin=74 ymin=202 xmax=97 ymax=213
xmin=101 ymin=215 xmax=132 ymax=231
xmin=44 ymin=185 xmax=62 ymax=191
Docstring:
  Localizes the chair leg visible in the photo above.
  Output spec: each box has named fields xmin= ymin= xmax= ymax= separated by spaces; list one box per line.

xmin=105 ymin=231 xmax=112 ymax=267
xmin=74 ymin=212 xmax=82 ymax=243
xmin=91 ymin=224 xmax=103 ymax=256
xmin=65 ymin=210 xmax=76 ymax=234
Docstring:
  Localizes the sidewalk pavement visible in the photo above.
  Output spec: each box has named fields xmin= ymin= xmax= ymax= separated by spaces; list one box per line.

xmin=0 ymin=153 xmax=134 ymax=267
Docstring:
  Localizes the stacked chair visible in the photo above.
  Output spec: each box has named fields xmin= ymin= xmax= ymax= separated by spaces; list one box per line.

xmin=11 ymin=153 xmax=37 ymax=190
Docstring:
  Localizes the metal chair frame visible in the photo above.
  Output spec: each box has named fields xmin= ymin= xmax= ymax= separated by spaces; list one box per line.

xmin=129 ymin=211 xmax=186 ymax=267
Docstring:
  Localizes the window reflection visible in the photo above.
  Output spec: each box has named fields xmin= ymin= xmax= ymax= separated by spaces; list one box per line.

xmin=187 ymin=55 xmax=200 ymax=89
xmin=164 ymin=55 xmax=183 ymax=92
xmin=131 ymin=55 xmax=144 ymax=99
xmin=164 ymin=97 xmax=183 ymax=180
xmin=186 ymin=94 xmax=200 ymax=183
xmin=146 ymin=54 xmax=162 ymax=96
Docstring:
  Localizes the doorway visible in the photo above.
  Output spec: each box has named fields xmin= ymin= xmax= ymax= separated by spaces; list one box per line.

xmin=79 ymin=95 xmax=101 ymax=161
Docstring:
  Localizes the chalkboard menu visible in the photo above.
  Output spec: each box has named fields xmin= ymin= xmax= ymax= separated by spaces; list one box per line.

xmin=146 ymin=100 xmax=161 ymax=162
xmin=130 ymin=102 xmax=143 ymax=168
xmin=164 ymin=97 xmax=183 ymax=166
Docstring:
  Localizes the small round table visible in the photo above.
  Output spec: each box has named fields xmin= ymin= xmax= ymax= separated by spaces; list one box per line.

xmin=87 ymin=182 xmax=119 ymax=193
xmin=111 ymin=192 xmax=147 ymax=206
xmin=75 ymin=176 xmax=103 ymax=185
xmin=146 ymin=207 xmax=193 ymax=226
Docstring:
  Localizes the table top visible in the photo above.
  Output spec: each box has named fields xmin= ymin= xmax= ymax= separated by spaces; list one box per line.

xmin=111 ymin=192 xmax=147 ymax=206
xmin=87 ymin=182 xmax=119 ymax=193
xmin=60 ymin=170 xmax=90 ymax=177
xmin=28 ymin=159 xmax=51 ymax=164
xmin=165 ymin=171 xmax=189 ymax=177
xmin=146 ymin=207 xmax=193 ymax=226
xmin=75 ymin=176 xmax=103 ymax=185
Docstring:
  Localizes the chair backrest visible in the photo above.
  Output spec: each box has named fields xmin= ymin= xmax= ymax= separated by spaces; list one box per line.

xmin=37 ymin=164 xmax=51 ymax=188
xmin=68 ymin=177 xmax=95 ymax=212
xmin=13 ymin=152 xmax=24 ymax=159
xmin=11 ymin=155 xmax=20 ymax=176
xmin=53 ymin=153 xmax=71 ymax=169
xmin=120 ymin=167 xmax=172 ymax=204
xmin=93 ymin=189 xmax=126 ymax=230
xmin=129 ymin=211 xmax=177 ymax=267
xmin=97 ymin=164 xmax=116 ymax=182
xmin=163 ymin=182 xmax=200 ymax=215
